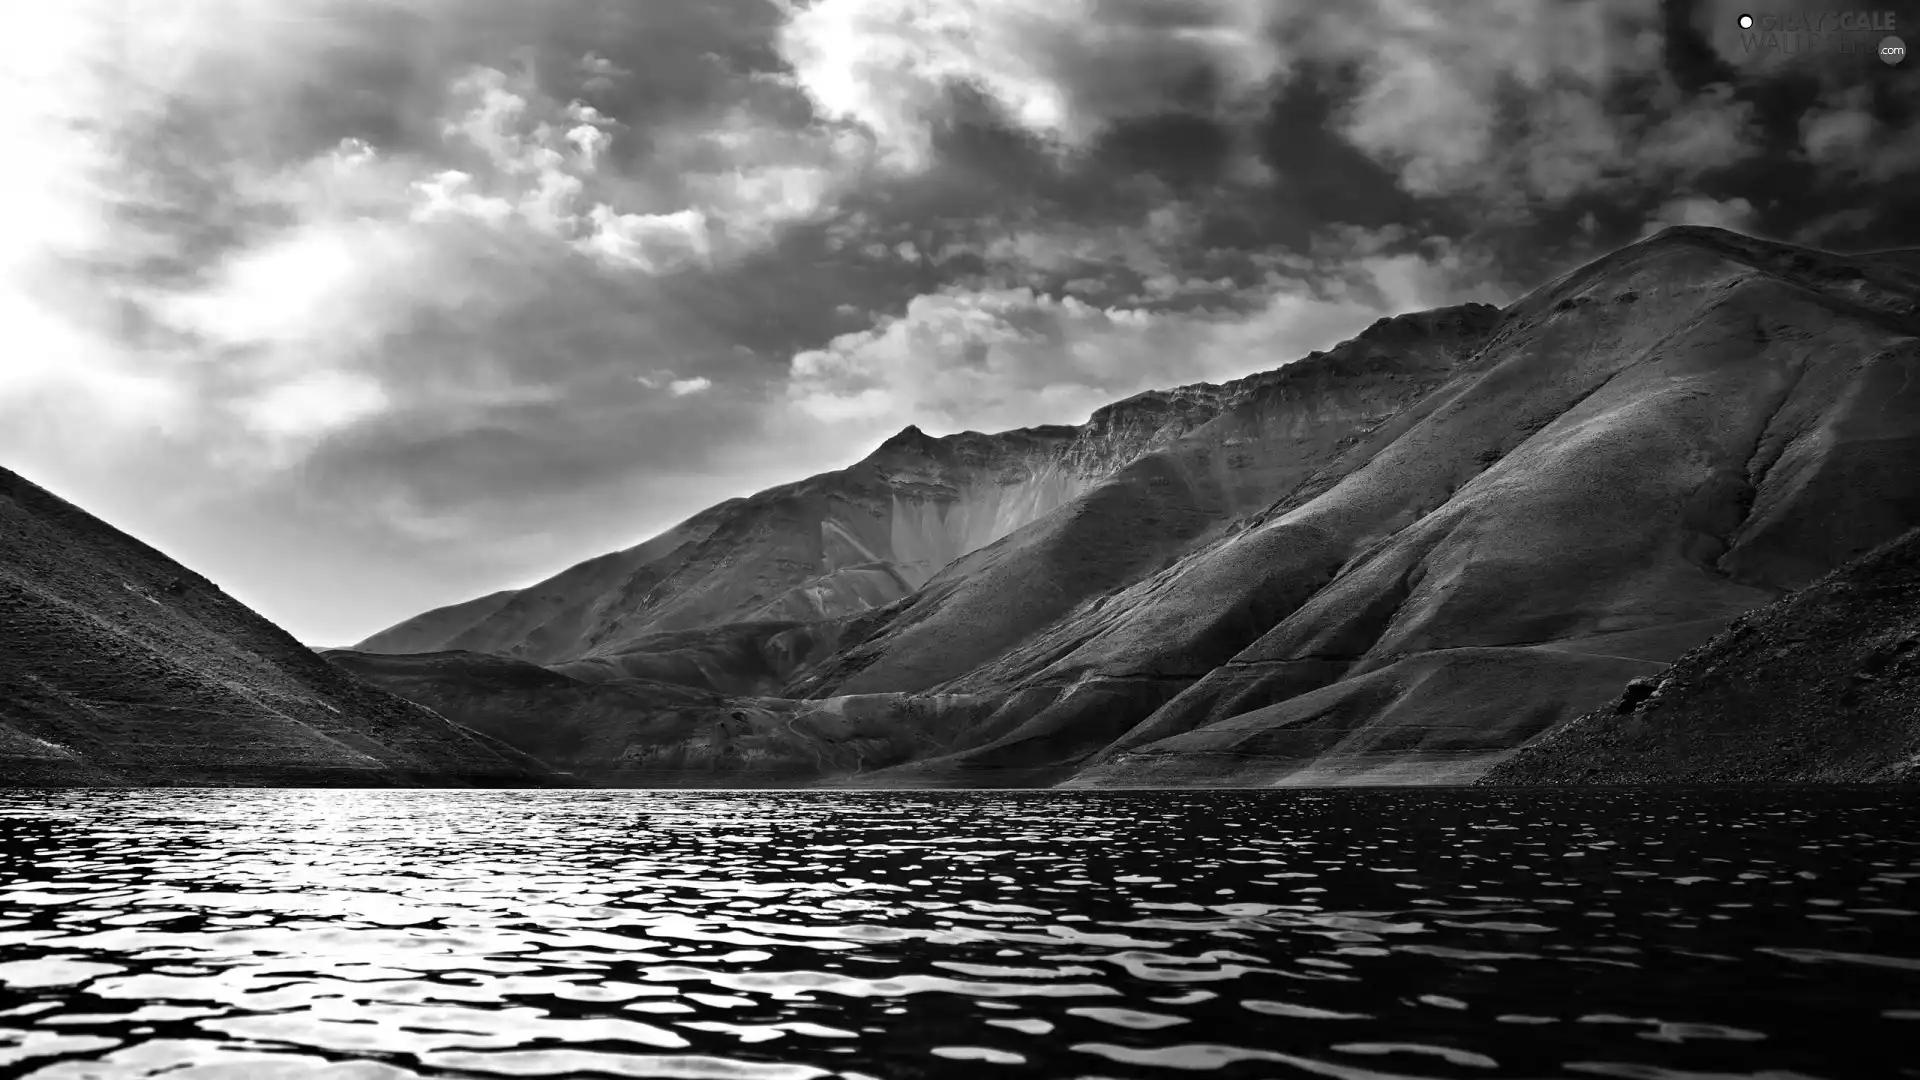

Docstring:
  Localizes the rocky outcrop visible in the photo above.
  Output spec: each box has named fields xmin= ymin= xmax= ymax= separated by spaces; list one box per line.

xmin=1480 ymin=526 xmax=1920 ymax=785
xmin=0 ymin=467 xmax=558 ymax=787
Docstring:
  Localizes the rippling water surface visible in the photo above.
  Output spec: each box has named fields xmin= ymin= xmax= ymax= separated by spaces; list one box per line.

xmin=0 ymin=789 xmax=1915 ymax=1079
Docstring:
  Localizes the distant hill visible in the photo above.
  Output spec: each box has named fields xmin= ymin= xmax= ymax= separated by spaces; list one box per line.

xmin=0 ymin=466 xmax=558 ymax=786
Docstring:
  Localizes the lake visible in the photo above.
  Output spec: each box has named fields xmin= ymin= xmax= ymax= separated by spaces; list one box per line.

xmin=0 ymin=788 xmax=1914 ymax=1079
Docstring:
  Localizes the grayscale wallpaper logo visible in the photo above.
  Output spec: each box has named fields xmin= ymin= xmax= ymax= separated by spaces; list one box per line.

xmin=1735 ymin=9 xmax=1904 ymax=61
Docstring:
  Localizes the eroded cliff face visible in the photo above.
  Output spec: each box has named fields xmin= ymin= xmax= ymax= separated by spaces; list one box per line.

xmin=0 ymin=467 xmax=556 ymax=787
xmin=345 ymin=227 xmax=1920 ymax=788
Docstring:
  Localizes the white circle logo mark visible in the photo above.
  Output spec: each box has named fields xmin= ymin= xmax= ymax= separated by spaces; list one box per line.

xmin=1739 ymin=13 xmax=1755 ymax=28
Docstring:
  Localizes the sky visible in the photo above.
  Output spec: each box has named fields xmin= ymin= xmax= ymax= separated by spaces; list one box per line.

xmin=2 ymin=0 xmax=1917 ymax=646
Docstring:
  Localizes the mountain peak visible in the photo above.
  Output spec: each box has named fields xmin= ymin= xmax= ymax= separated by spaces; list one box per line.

xmin=876 ymin=424 xmax=938 ymax=453
xmin=1644 ymin=223 xmax=1740 ymax=244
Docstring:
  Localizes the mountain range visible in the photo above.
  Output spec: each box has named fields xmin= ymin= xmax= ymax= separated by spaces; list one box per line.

xmin=6 ymin=226 xmax=1916 ymax=787
xmin=336 ymin=225 xmax=1920 ymax=788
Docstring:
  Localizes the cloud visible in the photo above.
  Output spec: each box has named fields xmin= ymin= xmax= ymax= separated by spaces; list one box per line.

xmin=1635 ymin=84 xmax=1763 ymax=174
xmin=1795 ymin=84 xmax=1920 ymax=186
xmin=577 ymin=205 xmax=714 ymax=271
xmin=669 ymin=376 xmax=714 ymax=396
xmin=974 ymin=204 xmax=1196 ymax=283
xmin=238 ymin=370 xmax=391 ymax=442
xmin=411 ymin=169 xmax=517 ymax=224
xmin=0 ymin=10 xmax=148 ymax=421
xmin=776 ymin=0 xmax=1284 ymax=171
xmin=771 ymin=0 xmax=1771 ymax=224
xmin=1639 ymin=194 xmax=1757 ymax=237
xmin=1307 ymin=1 xmax=1777 ymax=216
xmin=1791 ymin=207 xmax=1881 ymax=247
xmin=1802 ymin=102 xmax=1877 ymax=167
xmin=788 ymin=227 xmax=1508 ymax=434
xmin=664 ymin=108 xmax=877 ymax=249
xmin=411 ymin=61 xmax=885 ymax=271
xmin=5 ymin=8 xmax=871 ymax=499
xmin=418 ymin=65 xmax=744 ymax=273
xmin=577 ymin=50 xmax=633 ymax=94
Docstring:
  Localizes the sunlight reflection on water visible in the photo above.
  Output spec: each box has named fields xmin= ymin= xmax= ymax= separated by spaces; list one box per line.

xmin=0 ymin=788 xmax=1913 ymax=1079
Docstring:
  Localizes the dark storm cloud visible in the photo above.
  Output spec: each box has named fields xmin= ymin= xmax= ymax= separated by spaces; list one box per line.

xmin=771 ymin=0 xmax=1903 ymax=304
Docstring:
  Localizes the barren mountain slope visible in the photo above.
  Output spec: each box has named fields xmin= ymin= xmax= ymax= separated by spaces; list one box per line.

xmin=788 ymin=303 xmax=1505 ymax=700
xmin=804 ymin=227 xmax=1920 ymax=786
xmin=0 ymin=466 xmax=556 ymax=786
xmin=1481 ymin=526 xmax=1920 ymax=786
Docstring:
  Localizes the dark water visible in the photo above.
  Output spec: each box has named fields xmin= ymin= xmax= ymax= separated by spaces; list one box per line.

xmin=0 ymin=790 xmax=1915 ymax=1080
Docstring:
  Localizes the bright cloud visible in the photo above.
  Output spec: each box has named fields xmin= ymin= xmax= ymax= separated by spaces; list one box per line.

xmin=664 ymin=108 xmax=876 ymax=249
xmin=1639 ymin=195 xmax=1758 ymax=237
xmin=777 ymin=0 xmax=1284 ymax=171
xmin=412 ymin=170 xmax=517 ymax=225
xmin=427 ymin=65 xmax=727 ymax=272
xmin=419 ymin=63 xmax=875 ymax=272
xmin=237 ymin=370 xmax=391 ymax=441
